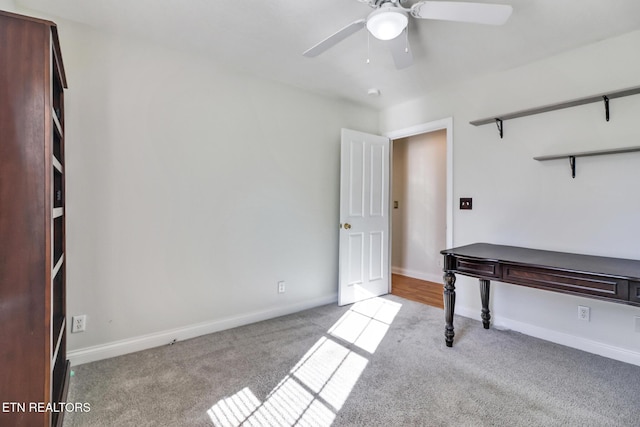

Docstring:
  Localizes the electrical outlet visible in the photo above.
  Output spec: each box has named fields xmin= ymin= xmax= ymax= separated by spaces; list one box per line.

xmin=71 ymin=315 xmax=86 ymax=333
xmin=577 ymin=306 xmax=590 ymax=321
xmin=278 ymin=281 xmax=286 ymax=294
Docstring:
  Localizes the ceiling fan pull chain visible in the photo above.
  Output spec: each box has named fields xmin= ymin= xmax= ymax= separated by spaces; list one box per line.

xmin=366 ymin=31 xmax=371 ymax=64
xmin=404 ymin=27 xmax=409 ymax=53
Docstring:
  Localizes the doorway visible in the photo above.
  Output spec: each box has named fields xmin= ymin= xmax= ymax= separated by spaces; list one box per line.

xmin=385 ymin=120 xmax=452 ymax=308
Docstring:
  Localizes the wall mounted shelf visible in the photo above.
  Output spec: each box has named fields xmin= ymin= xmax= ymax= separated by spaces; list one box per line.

xmin=470 ymin=85 xmax=640 ymax=138
xmin=534 ymin=145 xmax=640 ymax=178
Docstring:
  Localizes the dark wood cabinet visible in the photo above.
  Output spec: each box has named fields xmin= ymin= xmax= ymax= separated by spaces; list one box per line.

xmin=0 ymin=10 xmax=69 ymax=426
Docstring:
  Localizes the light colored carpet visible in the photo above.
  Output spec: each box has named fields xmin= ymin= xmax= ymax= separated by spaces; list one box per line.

xmin=63 ymin=295 xmax=640 ymax=426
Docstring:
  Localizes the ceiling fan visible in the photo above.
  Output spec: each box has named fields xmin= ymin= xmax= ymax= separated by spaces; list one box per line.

xmin=303 ymin=0 xmax=513 ymax=69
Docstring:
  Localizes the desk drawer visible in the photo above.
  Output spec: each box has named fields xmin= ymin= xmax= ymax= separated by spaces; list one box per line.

xmin=503 ymin=265 xmax=629 ymax=300
xmin=455 ymin=258 xmax=501 ymax=279
xmin=630 ymin=282 xmax=640 ymax=303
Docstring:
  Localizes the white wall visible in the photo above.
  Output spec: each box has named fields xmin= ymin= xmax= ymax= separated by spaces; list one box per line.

xmin=381 ymin=30 xmax=640 ymax=365
xmin=0 ymin=0 xmax=17 ymax=12
xmin=47 ymin=19 xmax=378 ymax=363
xmin=392 ymin=131 xmax=447 ymax=283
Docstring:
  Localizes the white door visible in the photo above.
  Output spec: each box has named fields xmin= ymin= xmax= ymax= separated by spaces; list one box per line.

xmin=338 ymin=128 xmax=390 ymax=306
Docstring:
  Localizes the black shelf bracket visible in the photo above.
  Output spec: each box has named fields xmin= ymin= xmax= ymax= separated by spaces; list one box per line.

xmin=495 ymin=118 xmax=503 ymax=139
xmin=603 ymin=95 xmax=610 ymax=121
xmin=569 ymin=156 xmax=576 ymax=179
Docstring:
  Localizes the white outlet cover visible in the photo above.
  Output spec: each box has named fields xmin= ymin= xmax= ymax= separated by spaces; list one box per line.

xmin=72 ymin=315 xmax=86 ymax=333
xmin=577 ymin=306 xmax=590 ymax=321
xmin=635 ymin=316 xmax=640 ymax=333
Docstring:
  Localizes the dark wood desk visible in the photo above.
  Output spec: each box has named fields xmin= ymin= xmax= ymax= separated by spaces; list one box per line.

xmin=440 ymin=243 xmax=640 ymax=347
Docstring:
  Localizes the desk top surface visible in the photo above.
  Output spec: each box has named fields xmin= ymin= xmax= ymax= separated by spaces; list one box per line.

xmin=441 ymin=243 xmax=640 ymax=280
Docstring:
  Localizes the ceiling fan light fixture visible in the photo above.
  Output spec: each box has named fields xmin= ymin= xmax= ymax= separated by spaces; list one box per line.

xmin=366 ymin=7 xmax=408 ymax=41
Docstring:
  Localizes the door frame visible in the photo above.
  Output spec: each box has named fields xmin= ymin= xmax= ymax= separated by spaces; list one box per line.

xmin=385 ymin=117 xmax=454 ymax=291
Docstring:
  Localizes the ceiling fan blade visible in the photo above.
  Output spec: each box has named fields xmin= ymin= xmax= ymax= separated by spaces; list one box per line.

xmin=388 ymin=33 xmax=413 ymax=70
xmin=411 ymin=1 xmax=513 ymax=25
xmin=303 ymin=19 xmax=366 ymax=57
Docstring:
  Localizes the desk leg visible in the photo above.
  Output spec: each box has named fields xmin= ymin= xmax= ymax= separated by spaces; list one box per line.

xmin=443 ymin=272 xmax=456 ymax=347
xmin=479 ymin=279 xmax=491 ymax=329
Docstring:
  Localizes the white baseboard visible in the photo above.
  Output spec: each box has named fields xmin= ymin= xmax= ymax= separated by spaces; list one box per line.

xmin=454 ymin=305 xmax=640 ymax=367
xmin=68 ymin=294 xmax=338 ymax=366
xmin=391 ymin=266 xmax=442 ymax=284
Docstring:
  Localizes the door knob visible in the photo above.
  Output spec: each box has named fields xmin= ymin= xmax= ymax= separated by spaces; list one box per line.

xmin=343 ymin=223 xmax=352 ymax=230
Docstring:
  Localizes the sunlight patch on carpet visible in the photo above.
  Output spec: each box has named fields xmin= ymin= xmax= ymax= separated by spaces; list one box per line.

xmin=329 ymin=297 xmax=401 ymax=353
xmin=207 ymin=387 xmax=260 ymax=426
xmin=207 ymin=297 xmax=402 ymax=426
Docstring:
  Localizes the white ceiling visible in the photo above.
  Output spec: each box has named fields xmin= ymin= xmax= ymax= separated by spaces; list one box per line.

xmin=16 ymin=0 xmax=640 ymax=110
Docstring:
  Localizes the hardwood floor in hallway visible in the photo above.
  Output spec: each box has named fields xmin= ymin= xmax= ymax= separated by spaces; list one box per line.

xmin=391 ymin=274 xmax=444 ymax=309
